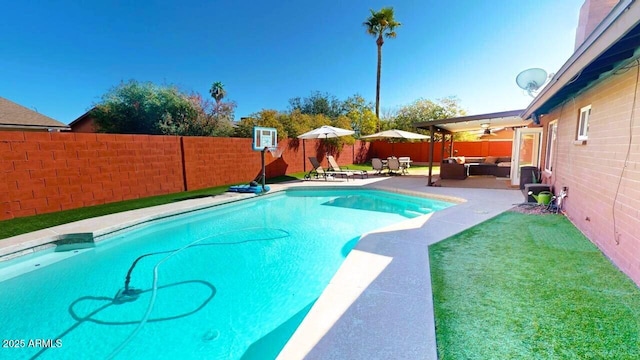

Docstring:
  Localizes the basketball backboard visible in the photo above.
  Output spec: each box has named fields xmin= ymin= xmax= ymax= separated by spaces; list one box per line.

xmin=252 ymin=127 xmax=278 ymax=151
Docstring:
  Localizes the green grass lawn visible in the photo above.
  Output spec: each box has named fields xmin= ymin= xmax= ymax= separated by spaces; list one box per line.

xmin=430 ymin=211 xmax=640 ymax=359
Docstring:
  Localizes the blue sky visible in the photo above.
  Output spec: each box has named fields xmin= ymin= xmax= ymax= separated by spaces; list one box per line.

xmin=1 ymin=0 xmax=584 ymax=124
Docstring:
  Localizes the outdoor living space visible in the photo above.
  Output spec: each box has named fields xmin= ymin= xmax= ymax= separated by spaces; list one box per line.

xmin=3 ymin=0 xmax=640 ymax=357
xmin=2 ymin=169 xmax=639 ymax=359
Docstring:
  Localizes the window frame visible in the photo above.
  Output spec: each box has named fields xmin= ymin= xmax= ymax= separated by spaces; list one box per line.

xmin=544 ymin=120 xmax=558 ymax=173
xmin=577 ymin=105 xmax=591 ymax=140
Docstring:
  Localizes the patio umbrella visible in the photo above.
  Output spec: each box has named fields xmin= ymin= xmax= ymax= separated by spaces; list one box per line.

xmin=360 ymin=129 xmax=430 ymax=140
xmin=361 ymin=129 xmax=430 ymax=156
xmin=297 ymin=125 xmax=355 ymax=139
xmin=297 ymin=125 xmax=355 ymax=171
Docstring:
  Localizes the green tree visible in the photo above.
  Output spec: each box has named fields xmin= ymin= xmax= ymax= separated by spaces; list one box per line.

xmin=288 ymin=91 xmax=345 ymax=119
xmin=236 ymin=109 xmax=288 ymax=140
xmin=280 ymin=110 xmax=314 ymax=139
xmin=234 ymin=116 xmax=258 ymax=138
xmin=158 ymin=92 xmax=236 ymax=137
xmin=343 ymin=94 xmax=377 ymax=137
xmin=392 ymin=97 xmax=466 ymax=133
xmin=364 ymin=7 xmax=401 ymax=128
xmin=92 ymin=80 xmax=197 ymax=135
xmin=206 ymin=81 xmax=235 ymax=136
xmin=209 ymin=81 xmax=226 ymax=104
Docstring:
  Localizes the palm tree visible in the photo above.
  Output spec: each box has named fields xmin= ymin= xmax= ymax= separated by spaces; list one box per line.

xmin=209 ymin=81 xmax=226 ymax=104
xmin=364 ymin=7 xmax=401 ymax=131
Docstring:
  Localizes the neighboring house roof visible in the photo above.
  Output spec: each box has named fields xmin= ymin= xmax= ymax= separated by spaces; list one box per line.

xmin=69 ymin=108 xmax=98 ymax=132
xmin=523 ymin=0 xmax=640 ymax=119
xmin=0 ymin=96 xmax=70 ymax=130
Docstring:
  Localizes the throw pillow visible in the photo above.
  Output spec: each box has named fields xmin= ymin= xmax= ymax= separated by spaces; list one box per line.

xmin=484 ymin=156 xmax=497 ymax=164
xmin=455 ymin=156 xmax=466 ymax=164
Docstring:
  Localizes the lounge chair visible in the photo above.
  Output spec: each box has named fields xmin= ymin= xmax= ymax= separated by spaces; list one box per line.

xmin=387 ymin=157 xmax=405 ymax=175
xmin=371 ymin=158 xmax=385 ymax=175
xmin=304 ymin=157 xmax=352 ymax=181
xmin=326 ymin=155 xmax=368 ymax=179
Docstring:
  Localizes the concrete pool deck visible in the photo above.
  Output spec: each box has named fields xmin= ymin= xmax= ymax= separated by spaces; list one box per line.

xmin=0 ymin=174 xmax=523 ymax=359
xmin=276 ymin=176 xmax=522 ymax=359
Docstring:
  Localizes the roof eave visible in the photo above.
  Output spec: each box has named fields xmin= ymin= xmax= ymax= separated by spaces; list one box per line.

xmin=69 ymin=107 xmax=96 ymax=127
xmin=522 ymin=0 xmax=640 ymax=119
xmin=414 ymin=109 xmax=525 ymax=128
xmin=0 ymin=124 xmax=71 ymax=131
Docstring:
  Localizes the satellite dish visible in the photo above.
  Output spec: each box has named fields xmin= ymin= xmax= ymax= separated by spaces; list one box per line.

xmin=516 ymin=68 xmax=548 ymax=97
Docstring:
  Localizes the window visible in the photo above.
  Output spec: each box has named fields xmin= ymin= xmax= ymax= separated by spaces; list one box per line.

xmin=577 ymin=105 xmax=591 ymax=140
xmin=545 ymin=120 xmax=557 ymax=172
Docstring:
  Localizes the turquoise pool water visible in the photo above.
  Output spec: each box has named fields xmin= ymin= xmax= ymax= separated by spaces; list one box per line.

xmin=0 ymin=189 xmax=452 ymax=359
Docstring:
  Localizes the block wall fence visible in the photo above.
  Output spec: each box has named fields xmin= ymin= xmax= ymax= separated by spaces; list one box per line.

xmin=1 ymin=131 xmax=511 ymax=221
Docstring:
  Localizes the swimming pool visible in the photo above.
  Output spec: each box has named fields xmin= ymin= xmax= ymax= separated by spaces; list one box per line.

xmin=0 ymin=188 xmax=452 ymax=359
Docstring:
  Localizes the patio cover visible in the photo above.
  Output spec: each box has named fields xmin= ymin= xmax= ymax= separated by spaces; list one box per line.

xmin=413 ymin=109 xmax=528 ymax=186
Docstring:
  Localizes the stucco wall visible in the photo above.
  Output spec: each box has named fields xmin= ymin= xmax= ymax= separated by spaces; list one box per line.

xmin=539 ymin=64 xmax=640 ymax=285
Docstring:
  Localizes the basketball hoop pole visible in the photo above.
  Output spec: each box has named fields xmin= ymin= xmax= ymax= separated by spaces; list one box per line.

xmin=261 ymin=147 xmax=267 ymax=191
xmin=253 ymin=126 xmax=277 ymax=192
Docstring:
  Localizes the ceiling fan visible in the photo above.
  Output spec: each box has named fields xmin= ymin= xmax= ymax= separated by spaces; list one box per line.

xmin=480 ymin=123 xmax=497 ymax=137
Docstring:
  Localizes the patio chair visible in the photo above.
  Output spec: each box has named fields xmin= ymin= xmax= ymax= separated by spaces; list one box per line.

xmin=371 ymin=158 xmax=385 ymax=175
xmin=326 ymin=155 xmax=368 ymax=179
xmin=387 ymin=157 xmax=405 ymax=175
xmin=304 ymin=157 xmax=352 ymax=181
xmin=398 ymin=156 xmax=411 ymax=175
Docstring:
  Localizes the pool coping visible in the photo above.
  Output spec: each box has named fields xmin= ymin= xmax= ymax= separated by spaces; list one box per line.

xmin=0 ymin=192 xmax=258 ymax=261
xmin=0 ymin=175 xmax=523 ymax=359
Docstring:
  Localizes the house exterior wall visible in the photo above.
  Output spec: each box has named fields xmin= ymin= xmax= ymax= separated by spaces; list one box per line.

xmin=539 ymin=65 xmax=640 ymax=285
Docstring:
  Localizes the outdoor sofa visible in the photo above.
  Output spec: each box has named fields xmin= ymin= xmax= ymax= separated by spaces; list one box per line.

xmin=439 ymin=156 xmax=512 ymax=180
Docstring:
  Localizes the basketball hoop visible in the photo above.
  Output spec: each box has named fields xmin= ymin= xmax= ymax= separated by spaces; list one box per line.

xmin=253 ymin=126 xmax=278 ymax=191
xmin=267 ymin=146 xmax=284 ymax=158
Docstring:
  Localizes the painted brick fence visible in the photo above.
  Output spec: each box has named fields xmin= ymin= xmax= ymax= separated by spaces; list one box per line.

xmin=1 ymin=131 xmax=510 ymax=221
xmin=1 ymin=132 xmax=184 ymax=220
xmin=0 ymin=132 xmax=372 ymax=221
xmin=367 ymin=139 xmax=512 ymax=161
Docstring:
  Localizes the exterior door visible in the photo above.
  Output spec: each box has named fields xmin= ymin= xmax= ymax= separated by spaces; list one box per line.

xmin=510 ymin=128 xmax=543 ymax=186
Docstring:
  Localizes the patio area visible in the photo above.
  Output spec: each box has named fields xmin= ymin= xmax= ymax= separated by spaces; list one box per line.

xmin=433 ymin=175 xmax=514 ymax=190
